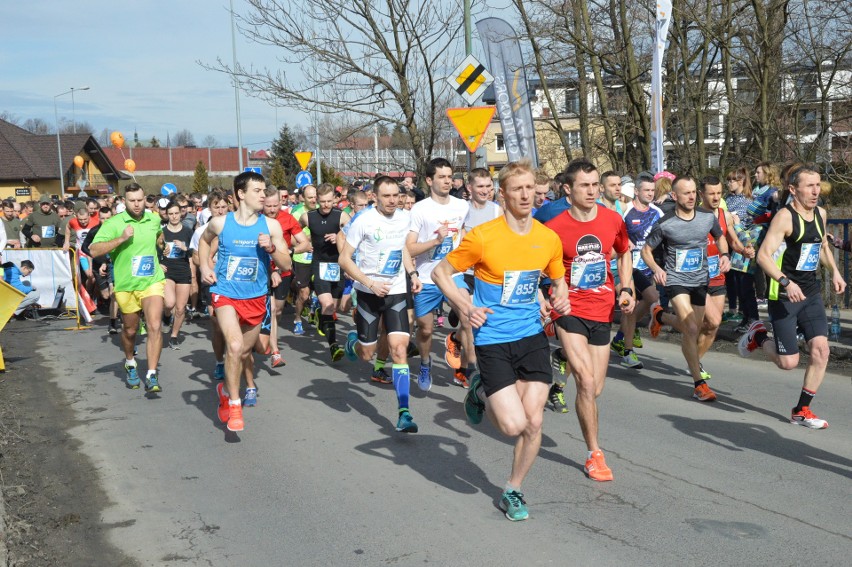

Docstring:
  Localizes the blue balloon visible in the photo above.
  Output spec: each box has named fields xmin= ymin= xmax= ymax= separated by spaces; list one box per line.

xmin=160 ymin=183 xmax=177 ymax=196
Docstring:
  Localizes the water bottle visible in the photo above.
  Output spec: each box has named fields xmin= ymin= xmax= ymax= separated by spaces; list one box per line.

xmin=829 ymin=305 xmax=841 ymax=341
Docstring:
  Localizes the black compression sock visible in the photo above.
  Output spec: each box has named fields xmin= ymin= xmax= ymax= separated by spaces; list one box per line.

xmin=794 ymin=388 xmax=816 ymax=412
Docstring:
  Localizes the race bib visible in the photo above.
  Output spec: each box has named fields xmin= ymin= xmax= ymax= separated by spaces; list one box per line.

xmin=131 ymin=255 xmax=155 ymax=277
xmin=632 ymin=249 xmax=647 ymax=271
xmin=167 ymin=244 xmax=185 ymax=259
xmin=41 ymin=225 xmax=56 ymax=238
xmin=501 ymin=270 xmax=540 ymax=305
xmin=570 ymin=258 xmax=606 ymax=290
xmin=319 ymin=262 xmax=340 ymax=282
xmin=675 ymin=248 xmax=702 ymax=273
xmin=708 ymin=255 xmax=720 ymax=278
xmin=226 ymin=256 xmax=258 ymax=282
xmin=379 ymin=250 xmax=403 ymax=276
xmin=796 ymin=242 xmax=821 ymax=271
xmin=304 ymin=252 xmax=313 ymax=262
xmin=431 ymin=236 xmax=453 ymax=260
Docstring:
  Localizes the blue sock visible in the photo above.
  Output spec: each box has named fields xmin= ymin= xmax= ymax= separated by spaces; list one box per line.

xmin=392 ymin=364 xmax=410 ymax=411
xmin=614 ymin=331 xmax=624 ymax=342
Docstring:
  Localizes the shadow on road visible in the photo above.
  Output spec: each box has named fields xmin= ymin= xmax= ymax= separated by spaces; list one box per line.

xmin=355 ymin=434 xmax=503 ymax=496
xmin=659 ymin=414 xmax=852 ymax=480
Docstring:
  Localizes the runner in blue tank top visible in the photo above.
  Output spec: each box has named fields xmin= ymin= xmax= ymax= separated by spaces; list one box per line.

xmin=199 ymin=171 xmax=293 ymax=433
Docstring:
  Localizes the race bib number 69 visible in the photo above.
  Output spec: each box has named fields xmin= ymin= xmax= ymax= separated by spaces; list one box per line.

xmin=131 ymin=255 xmax=155 ymax=277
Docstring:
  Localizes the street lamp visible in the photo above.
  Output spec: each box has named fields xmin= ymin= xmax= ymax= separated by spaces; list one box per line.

xmin=54 ymin=87 xmax=90 ymax=194
xmin=229 ymin=0 xmax=244 ymax=171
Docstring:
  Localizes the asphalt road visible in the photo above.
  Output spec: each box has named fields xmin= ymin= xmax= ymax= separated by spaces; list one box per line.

xmin=32 ymin=315 xmax=852 ymax=566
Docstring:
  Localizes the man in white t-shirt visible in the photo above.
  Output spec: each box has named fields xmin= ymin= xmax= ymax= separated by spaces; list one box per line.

xmin=405 ymin=158 xmax=470 ymax=391
xmin=340 ymin=176 xmax=423 ymax=432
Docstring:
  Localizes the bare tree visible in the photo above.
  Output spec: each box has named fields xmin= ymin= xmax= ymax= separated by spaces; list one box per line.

xmin=174 ymin=129 xmax=196 ymax=146
xmin=201 ymin=134 xmax=219 ymax=148
xmin=205 ymin=0 xmax=465 ymax=181
xmin=1 ymin=111 xmax=20 ymax=125
xmin=22 ymin=117 xmax=53 ymax=135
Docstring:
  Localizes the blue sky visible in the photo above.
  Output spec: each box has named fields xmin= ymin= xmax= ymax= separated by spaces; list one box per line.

xmin=0 ymin=1 xmax=306 ymax=149
xmin=1 ymin=1 xmax=513 ymax=149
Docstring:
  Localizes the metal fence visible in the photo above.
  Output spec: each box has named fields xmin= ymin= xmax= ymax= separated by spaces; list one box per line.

xmin=827 ymin=219 xmax=851 ymax=308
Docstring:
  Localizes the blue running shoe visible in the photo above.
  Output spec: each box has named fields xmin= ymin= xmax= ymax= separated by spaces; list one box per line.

xmin=243 ymin=387 xmax=258 ymax=407
xmin=345 ymin=331 xmax=358 ymax=361
xmin=500 ymin=490 xmax=529 ymax=521
xmin=125 ymin=363 xmax=140 ymax=389
xmin=293 ymin=321 xmax=304 ymax=335
xmin=144 ymin=373 xmax=161 ymax=393
xmin=396 ymin=411 xmax=418 ymax=433
xmin=418 ymin=361 xmax=432 ymax=392
xmin=214 ymin=362 xmax=225 ymax=381
xmin=464 ymin=372 xmax=486 ymax=424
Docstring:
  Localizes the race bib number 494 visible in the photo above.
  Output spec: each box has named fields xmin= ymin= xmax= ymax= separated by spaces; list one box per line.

xmin=675 ymin=248 xmax=703 ymax=273
xmin=131 ymin=255 xmax=155 ymax=277
xmin=501 ymin=270 xmax=540 ymax=305
xmin=796 ymin=242 xmax=821 ymax=271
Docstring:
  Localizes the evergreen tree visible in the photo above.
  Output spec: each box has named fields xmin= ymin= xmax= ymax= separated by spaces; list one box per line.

xmin=134 ymin=131 xmax=141 ymax=148
xmin=270 ymin=124 xmax=302 ymax=176
xmin=310 ymin=162 xmax=344 ymax=187
xmin=269 ymin=161 xmax=287 ymax=187
xmin=150 ymin=136 xmax=161 ymax=148
xmin=193 ymin=160 xmax=209 ymax=194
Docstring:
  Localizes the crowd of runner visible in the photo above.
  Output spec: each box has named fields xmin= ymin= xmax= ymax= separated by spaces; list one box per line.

xmin=1 ymin=156 xmax=846 ymax=522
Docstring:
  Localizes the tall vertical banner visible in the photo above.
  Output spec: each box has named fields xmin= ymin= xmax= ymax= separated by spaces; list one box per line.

xmin=476 ymin=18 xmax=538 ymax=167
xmin=651 ymin=1 xmax=672 ymax=174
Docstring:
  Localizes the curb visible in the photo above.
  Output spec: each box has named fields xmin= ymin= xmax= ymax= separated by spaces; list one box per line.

xmin=1 ymin=480 xmax=6 ymax=567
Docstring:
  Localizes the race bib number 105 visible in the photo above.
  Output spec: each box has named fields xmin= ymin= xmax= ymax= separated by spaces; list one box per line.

xmin=570 ymin=259 xmax=606 ymax=290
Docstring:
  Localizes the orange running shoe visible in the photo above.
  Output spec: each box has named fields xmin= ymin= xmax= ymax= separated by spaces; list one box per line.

xmin=584 ymin=450 xmax=614 ymax=482
xmin=216 ymin=383 xmax=230 ymax=423
xmin=452 ymin=369 xmax=470 ymax=389
xmin=270 ymin=351 xmax=286 ymax=368
xmin=444 ymin=332 xmax=462 ymax=370
xmin=227 ymin=403 xmax=244 ymax=432
xmin=693 ymin=382 xmax=717 ymax=402
xmin=649 ymin=303 xmax=664 ymax=338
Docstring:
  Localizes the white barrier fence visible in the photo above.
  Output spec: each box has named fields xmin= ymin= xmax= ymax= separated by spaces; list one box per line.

xmin=3 ymin=248 xmax=91 ymax=322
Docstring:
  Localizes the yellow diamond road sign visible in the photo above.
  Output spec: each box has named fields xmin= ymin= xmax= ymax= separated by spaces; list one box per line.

xmin=294 ymin=151 xmax=313 ymax=171
xmin=448 ymin=54 xmax=493 ymax=106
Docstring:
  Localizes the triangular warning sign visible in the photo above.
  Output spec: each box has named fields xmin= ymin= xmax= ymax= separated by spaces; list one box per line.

xmin=447 ymin=106 xmax=496 ymax=153
xmin=294 ymin=151 xmax=313 ymax=171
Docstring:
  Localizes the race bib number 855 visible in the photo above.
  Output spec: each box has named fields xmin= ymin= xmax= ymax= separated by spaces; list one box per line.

xmin=501 ymin=270 xmax=540 ymax=305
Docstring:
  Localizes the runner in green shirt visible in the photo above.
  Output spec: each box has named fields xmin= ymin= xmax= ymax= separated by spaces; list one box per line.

xmin=289 ymin=185 xmax=317 ymax=334
xmin=90 ymin=183 xmax=165 ymax=393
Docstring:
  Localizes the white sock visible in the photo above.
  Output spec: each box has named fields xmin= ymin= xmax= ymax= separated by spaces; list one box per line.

xmin=146 ymin=369 xmax=156 ymax=378
xmin=588 ymin=451 xmax=595 ymax=460
xmin=228 ymin=399 xmax=241 ymax=407
xmin=125 ymin=359 xmax=136 ymax=366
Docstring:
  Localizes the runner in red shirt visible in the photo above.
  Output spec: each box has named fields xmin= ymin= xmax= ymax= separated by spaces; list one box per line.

xmin=544 ymin=159 xmax=635 ymax=482
xmin=258 ymin=187 xmax=311 ymax=366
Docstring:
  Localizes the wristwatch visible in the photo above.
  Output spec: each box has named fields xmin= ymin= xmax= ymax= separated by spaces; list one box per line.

xmin=621 ymin=287 xmax=634 ymax=297
xmin=408 ymin=270 xmax=419 ymax=278
xmin=778 ymin=275 xmax=790 ymax=288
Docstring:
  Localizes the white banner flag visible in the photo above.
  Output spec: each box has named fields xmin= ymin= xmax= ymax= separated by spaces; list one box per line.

xmin=651 ymin=1 xmax=672 ymax=174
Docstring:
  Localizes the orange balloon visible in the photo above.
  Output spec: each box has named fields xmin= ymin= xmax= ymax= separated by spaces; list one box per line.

xmin=124 ymin=158 xmax=136 ymax=173
xmin=111 ymin=131 xmax=125 ymax=149
xmin=73 ymin=156 xmax=84 ymax=169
